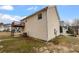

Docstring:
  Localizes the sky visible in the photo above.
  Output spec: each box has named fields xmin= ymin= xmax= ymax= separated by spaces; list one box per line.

xmin=57 ymin=5 xmax=79 ymax=22
xmin=0 ymin=5 xmax=47 ymax=24
xmin=0 ymin=5 xmax=79 ymax=24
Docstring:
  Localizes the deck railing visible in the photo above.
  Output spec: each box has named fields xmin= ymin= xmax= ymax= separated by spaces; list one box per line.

xmin=11 ymin=21 xmax=25 ymax=27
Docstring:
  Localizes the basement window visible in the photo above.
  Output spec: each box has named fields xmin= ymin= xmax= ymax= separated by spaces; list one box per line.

xmin=38 ymin=13 xmax=42 ymax=20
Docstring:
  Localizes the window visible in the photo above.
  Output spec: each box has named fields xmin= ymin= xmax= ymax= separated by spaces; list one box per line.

xmin=38 ymin=13 xmax=42 ymax=20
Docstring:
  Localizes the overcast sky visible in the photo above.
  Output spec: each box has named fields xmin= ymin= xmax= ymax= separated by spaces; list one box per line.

xmin=0 ymin=5 xmax=79 ymax=24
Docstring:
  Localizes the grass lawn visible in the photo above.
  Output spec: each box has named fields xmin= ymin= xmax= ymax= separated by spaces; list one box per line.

xmin=0 ymin=32 xmax=79 ymax=53
xmin=0 ymin=32 xmax=46 ymax=53
xmin=0 ymin=32 xmax=11 ymax=39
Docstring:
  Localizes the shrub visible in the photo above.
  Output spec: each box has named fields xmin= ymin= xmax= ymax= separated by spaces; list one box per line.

xmin=22 ymin=32 xmax=28 ymax=37
xmin=66 ymin=27 xmax=74 ymax=34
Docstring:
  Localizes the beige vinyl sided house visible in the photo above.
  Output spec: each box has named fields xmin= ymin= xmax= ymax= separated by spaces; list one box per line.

xmin=22 ymin=6 xmax=60 ymax=41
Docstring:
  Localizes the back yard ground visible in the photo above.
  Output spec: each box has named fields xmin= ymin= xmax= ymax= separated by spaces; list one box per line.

xmin=0 ymin=32 xmax=79 ymax=53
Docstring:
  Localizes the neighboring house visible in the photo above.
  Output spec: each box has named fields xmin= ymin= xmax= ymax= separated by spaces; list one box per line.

xmin=21 ymin=6 xmax=60 ymax=41
xmin=60 ymin=21 xmax=68 ymax=34
xmin=4 ymin=24 xmax=11 ymax=32
xmin=0 ymin=23 xmax=11 ymax=32
xmin=0 ymin=23 xmax=4 ymax=31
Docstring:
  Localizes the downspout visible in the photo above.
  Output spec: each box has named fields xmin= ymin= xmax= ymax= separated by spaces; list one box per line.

xmin=46 ymin=7 xmax=49 ymax=42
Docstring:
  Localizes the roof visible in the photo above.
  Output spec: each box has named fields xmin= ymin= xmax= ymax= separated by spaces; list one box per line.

xmin=21 ymin=6 xmax=60 ymax=22
xmin=21 ymin=6 xmax=48 ymax=21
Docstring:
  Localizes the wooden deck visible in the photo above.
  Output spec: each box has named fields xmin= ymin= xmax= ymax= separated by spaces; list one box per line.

xmin=11 ymin=21 xmax=25 ymax=27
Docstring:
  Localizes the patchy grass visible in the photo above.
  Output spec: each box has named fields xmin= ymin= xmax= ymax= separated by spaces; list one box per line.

xmin=49 ymin=35 xmax=71 ymax=45
xmin=50 ymin=35 xmax=79 ymax=48
xmin=1 ymin=32 xmax=79 ymax=52
xmin=0 ymin=32 xmax=46 ymax=53
xmin=0 ymin=36 xmax=46 ymax=53
xmin=0 ymin=32 xmax=11 ymax=39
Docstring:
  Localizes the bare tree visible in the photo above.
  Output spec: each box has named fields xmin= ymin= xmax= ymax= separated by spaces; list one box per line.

xmin=71 ymin=18 xmax=79 ymax=36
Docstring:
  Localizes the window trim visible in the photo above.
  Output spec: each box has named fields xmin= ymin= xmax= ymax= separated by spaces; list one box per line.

xmin=38 ymin=13 xmax=42 ymax=20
